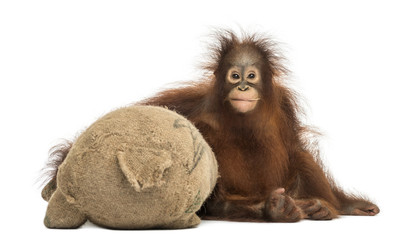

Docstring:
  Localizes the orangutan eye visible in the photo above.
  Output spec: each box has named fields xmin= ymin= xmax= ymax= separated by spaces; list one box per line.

xmin=248 ymin=73 xmax=255 ymax=79
xmin=232 ymin=73 xmax=240 ymax=79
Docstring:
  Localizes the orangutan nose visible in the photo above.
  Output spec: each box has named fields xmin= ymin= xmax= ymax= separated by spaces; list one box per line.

xmin=238 ymin=85 xmax=250 ymax=91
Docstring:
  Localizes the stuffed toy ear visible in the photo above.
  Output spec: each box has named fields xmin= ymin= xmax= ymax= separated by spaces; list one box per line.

xmin=117 ymin=147 xmax=172 ymax=192
xmin=41 ymin=177 xmax=57 ymax=201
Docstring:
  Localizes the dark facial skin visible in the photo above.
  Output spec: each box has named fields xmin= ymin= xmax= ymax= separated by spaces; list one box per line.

xmin=225 ymin=49 xmax=263 ymax=113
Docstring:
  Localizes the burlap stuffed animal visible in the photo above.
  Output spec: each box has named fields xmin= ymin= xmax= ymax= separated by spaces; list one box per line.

xmin=42 ymin=106 xmax=218 ymax=229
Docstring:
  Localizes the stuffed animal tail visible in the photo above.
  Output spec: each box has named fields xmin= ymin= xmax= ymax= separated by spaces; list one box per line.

xmin=116 ymin=148 xmax=172 ymax=192
xmin=40 ymin=140 xmax=73 ymax=201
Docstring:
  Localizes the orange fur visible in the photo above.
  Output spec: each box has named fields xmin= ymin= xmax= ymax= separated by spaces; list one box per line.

xmin=141 ymin=30 xmax=379 ymax=222
xmin=42 ymin=30 xmax=379 ymax=222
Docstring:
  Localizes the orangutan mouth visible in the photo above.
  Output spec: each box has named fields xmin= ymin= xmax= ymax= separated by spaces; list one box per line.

xmin=230 ymin=98 xmax=260 ymax=102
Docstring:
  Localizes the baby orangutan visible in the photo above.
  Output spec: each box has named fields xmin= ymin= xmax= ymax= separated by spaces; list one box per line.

xmin=142 ymin=30 xmax=380 ymax=222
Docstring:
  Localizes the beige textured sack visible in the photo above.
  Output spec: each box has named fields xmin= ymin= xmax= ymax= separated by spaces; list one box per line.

xmin=43 ymin=106 xmax=218 ymax=229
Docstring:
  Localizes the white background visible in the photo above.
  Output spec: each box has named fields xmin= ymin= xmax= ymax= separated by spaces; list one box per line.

xmin=1 ymin=0 xmax=417 ymax=239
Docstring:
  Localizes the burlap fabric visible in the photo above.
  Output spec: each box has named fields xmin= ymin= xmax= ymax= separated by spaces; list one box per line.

xmin=43 ymin=106 xmax=218 ymax=229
